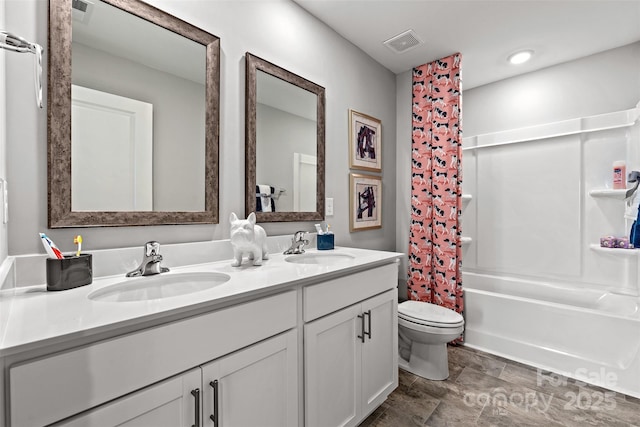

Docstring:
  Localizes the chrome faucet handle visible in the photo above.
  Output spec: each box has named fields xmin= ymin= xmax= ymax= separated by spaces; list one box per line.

xmin=294 ymin=231 xmax=308 ymax=242
xmin=145 ymin=241 xmax=161 ymax=257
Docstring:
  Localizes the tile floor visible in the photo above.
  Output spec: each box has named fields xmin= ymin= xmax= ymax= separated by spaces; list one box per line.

xmin=361 ymin=345 xmax=640 ymax=426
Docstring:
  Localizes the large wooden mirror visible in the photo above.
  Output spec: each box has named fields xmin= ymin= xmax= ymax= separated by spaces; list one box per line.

xmin=245 ymin=53 xmax=325 ymax=222
xmin=48 ymin=0 xmax=220 ymax=227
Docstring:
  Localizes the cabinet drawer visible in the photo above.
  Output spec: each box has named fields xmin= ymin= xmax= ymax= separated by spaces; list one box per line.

xmin=52 ymin=369 xmax=201 ymax=427
xmin=303 ymin=263 xmax=397 ymax=322
xmin=10 ymin=290 xmax=297 ymax=427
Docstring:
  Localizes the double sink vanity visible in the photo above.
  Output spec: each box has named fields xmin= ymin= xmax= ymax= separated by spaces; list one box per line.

xmin=0 ymin=242 xmax=402 ymax=427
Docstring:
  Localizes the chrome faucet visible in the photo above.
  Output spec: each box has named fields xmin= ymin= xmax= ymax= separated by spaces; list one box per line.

xmin=126 ymin=241 xmax=170 ymax=277
xmin=283 ymin=231 xmax=309 ymax=255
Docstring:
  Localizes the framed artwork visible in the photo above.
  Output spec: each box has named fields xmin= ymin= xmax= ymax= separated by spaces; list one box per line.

xmin=349 ymin=173 xmax=382 ymax=232
xmin=349 ymin=109 xmax=381 ymax=172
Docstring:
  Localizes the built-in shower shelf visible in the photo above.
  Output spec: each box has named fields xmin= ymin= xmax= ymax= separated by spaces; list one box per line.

xmin=462 ymin=194 xmax=472 ymax=201
xmin=588 ymin=188 xmax=631 ymax=200
xmin=461 ymin=237 xmax=472 ymax=245
xmin=589 ymin=244 xmax=638 ymax=256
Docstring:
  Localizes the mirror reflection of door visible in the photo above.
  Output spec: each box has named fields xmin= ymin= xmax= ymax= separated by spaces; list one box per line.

xmin=72 ymin=85 xmax=152 ymax=211
xmin=293 ymin=153 xmax=317 ymax=212
xmin=255 ymin=70 xmax=317 ymax=213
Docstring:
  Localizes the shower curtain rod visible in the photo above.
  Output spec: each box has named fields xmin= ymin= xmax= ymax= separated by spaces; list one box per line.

xmin=0 ymin=29 xmax=43 ymax=108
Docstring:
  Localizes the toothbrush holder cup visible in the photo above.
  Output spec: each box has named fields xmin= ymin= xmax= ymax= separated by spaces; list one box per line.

xmin=317 ymin=234 xmax=335 ymax=250
xmin=46 ymin=254 xmax=93 ymax=291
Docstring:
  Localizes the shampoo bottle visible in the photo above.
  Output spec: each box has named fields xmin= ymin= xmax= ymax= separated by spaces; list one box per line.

xmin=613 ymin=160 xmax=626 ymax=189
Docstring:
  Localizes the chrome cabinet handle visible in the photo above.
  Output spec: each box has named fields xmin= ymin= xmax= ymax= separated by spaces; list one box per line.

xmin=191 ymin=388 xmax=200 ymax=427
xmin=364 ymin=310 xmax=372 ymax=340
xmin=209 ymin=380 xmax=219 ymax=427
xmin=357 ymin=314 xmax=365 ymax=343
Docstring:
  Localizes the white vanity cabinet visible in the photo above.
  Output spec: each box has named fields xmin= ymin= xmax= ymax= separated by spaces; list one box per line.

xmin=303 ymin=264 xmax=398 ymax=427
xmin=53 ymin=329 xmax=298 ymax=427
xmin=3 ymin=249 xmax=402 ymax=427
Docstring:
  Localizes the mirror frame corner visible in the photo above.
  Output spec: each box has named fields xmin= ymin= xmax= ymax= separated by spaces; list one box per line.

xmin=48 ymin=0 xmax=220 ymax=228
xmin=244 ymin=52 xmax=325 ymax=223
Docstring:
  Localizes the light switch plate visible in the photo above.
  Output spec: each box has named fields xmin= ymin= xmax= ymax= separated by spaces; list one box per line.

xmin=325 ymin=197 xmax=334 ymax=216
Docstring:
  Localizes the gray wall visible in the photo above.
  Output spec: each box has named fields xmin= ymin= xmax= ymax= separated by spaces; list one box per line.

xmin=395 ymin=42 xmax=640 ymax=287
xmin=0 ymin=0 xmax=6 ymax=263
xmin=395 ymin=70 xmax=412 ymax=286
xmin=6 ymin=0 xmax=397 ymax=256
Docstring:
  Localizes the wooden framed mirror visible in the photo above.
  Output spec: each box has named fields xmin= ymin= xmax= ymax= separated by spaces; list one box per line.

xmin=245 ymin=53 xmax=325 ymax=222
xmin=48 ymin=0 xmax=220 ymax=227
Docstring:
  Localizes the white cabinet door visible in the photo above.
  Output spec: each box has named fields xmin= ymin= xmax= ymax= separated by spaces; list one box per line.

xmin=201 ymin=330 xmax=298 ymax=427
xmin=304 ymin=304 xmax=362 ymax=427
xmin=54 ymin=369 xmax=201 ymax=427
xmin=304 ymin=289 xmax=398 ymax=427
xmin=361 ymin=290 xmax=398 ymax=416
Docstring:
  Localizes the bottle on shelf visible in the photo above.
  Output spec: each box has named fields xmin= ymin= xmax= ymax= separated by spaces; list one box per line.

xmin=613 ymin=160 xmax=626 ymax=190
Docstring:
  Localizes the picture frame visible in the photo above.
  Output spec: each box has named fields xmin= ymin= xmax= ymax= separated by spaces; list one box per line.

xmin=349 ymin=109 xmax=382 ymax=172
xmin=349 ymin=173 xmax=382 ymax=232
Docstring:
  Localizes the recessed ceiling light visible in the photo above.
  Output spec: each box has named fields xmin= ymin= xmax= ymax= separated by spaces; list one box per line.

xmin=508 ymin=50 xmax=534 ymax=65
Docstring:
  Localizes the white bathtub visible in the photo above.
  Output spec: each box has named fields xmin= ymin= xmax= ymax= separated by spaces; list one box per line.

xmin=463 ymin=272 xmax=640 ymax=398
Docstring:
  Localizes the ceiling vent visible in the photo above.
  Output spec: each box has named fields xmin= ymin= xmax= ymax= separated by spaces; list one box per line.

xmin=383 ymin=30 xmax=423 ymax=54
xmin=72 ymin=0 xmax=94 ymax=24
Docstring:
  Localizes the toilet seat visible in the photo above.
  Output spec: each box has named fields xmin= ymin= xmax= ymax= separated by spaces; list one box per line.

xmin=398 ymin=301 xmax=464 ymax=328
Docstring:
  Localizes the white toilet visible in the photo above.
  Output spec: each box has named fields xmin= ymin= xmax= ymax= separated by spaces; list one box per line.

xmin=397 ymin=300 xmax=464 ymax=380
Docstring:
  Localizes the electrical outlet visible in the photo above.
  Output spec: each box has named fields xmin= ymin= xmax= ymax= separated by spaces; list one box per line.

xmin=325 ymin=198 xmax=334 ymax=216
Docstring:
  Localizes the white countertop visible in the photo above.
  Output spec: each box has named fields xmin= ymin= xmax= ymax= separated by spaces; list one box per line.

xmin=0 ymin=247 xmax=402 ymax=357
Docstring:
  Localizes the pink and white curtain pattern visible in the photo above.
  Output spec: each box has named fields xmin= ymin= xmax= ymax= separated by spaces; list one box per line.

xmin=407 ymin=53 xmax=464 ymax=323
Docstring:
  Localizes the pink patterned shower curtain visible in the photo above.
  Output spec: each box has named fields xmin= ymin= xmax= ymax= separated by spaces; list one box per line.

xmin=407 ymin=53 xmax=464 ymax=326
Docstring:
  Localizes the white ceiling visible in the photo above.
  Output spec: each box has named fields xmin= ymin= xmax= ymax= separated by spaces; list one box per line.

xmin=293 ymin=0 xmax=640 ymax=89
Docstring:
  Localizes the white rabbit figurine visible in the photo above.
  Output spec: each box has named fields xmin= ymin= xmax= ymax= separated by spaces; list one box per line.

xmin=229 ymin=212 xmax=268 ymax=266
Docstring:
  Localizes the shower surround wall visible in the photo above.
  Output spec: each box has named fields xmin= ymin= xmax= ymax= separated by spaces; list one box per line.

xmin=461 ymin=104 xmax=640 ymax=397
xmin=463 ymin=108 xmax=640 ymax=294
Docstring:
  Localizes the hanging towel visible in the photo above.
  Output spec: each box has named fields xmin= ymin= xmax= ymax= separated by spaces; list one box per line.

xmin=256 ymin=185 xmax=276 ymax=212
xmin=631 ymin=201 xmax=640 ymax=248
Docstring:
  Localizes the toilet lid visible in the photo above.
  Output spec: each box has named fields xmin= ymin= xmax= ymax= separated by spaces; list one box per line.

xmin=398 ymin=301 xmax=464 ymax=326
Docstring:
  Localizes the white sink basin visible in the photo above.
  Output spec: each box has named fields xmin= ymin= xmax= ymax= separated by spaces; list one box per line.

xmin=285 ymin=253 xmax=355 ymax=265
xmin=88 ymin=272 xmax=230 ymax=302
